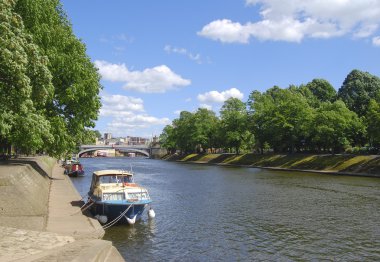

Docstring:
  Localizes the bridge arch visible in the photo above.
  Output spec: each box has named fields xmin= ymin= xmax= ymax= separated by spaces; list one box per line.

xmin=77 ymin=147 xmax=150 ymax=158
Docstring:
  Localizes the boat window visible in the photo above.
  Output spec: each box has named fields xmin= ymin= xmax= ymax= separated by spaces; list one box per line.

xmin=123 ymin=176 xmax=133 ymax=183
xmin=98 ymin=175 xmax=134 ymax=184
xmin=127 ymin=192 xmax=149 ymax=200
xmin=103 ymin=193 xmax=125 ymax=201
xmin=99 ymin=176 xmax=119 ymax=183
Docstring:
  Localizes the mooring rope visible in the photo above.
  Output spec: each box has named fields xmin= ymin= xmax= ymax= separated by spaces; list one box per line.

xmin=102 ymin=204 xmax=134 ymax=230
xmin=70 ymin=199 xmax=95 ymax=216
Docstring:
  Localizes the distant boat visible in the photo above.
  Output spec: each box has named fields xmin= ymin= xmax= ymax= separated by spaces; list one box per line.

xmin=97 ymin=151 xmax=107 ymax=157
xmin=87 ymin=170 xmax=152 ymax=225
xmin=64 ymin=161 xmax=85 ymax=177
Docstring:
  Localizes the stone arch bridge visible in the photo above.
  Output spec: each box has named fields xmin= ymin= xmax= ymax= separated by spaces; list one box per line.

xmin=78 ymin=144 xmax=151 ymax=158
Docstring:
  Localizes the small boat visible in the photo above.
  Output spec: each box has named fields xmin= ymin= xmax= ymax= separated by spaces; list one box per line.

xmin=64 ymin=161 xmax=85 ymax=177
xmin=87 ymin=170 xmax=152 ymax=225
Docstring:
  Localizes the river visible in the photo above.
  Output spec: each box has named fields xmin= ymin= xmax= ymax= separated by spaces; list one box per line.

xmin=71 ymin=157 xmax=380 ymax=261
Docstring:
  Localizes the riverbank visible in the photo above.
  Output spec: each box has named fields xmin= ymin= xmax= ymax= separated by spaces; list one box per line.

xmin=163 ymin=153 xmax=380 ymax=177
xmin=0 ymin=157 xmax=124 ymax=261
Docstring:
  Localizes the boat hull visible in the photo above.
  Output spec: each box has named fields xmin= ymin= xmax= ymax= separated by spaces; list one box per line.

xmin=90 ymin=201 xmax=149 ymax=224
xmin=67 ymin=170 xmax=85 ymax=177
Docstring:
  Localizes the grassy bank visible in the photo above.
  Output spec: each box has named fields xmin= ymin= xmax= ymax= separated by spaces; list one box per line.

xmin=162 ymin=153 xmax=380 ymax=177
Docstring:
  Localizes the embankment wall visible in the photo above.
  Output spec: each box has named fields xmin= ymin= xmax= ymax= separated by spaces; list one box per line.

xmin=0 ymin=157 xmax=56 ymax=230
xmin=163 ymin=153 xmax=380 ymax=177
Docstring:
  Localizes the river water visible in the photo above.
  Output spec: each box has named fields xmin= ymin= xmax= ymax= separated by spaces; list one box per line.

xmin=71 ymin=157 xmax=380 ymax=261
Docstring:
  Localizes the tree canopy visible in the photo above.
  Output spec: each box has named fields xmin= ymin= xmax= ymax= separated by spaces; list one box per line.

xmin=0 ymin=0 xmax=101 ymax=157
xmin=161 ymin=72 xmax=379 ymax=155
xmin=338 ymin=69 xmax=380 ymax=117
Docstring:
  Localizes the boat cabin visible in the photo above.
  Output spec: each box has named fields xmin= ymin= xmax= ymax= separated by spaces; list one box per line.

xmin=89 ymin=170 xmax=151 ymax=203
xmin=90 ymin=170 xmax=135 ymax=193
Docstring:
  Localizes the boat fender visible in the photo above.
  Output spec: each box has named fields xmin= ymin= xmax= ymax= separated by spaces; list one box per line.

xmin=148 ymin=208 xmax=155 ymax=219
xmin=95 ymin=215 xmax=108 ymax=224
xmin=126 ymin=214 xmax=137 ymax=225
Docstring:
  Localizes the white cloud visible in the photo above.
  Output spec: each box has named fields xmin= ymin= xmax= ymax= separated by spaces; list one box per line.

xmin=106 ymin=115 xmax=171 ymax=137
xmin=198 ymin=19 xmax=252 ymax=43
xmin=100 ymin=94 xmax=170 ymax=136
xmin=95 ymin=60 xmax=191 ymax=93
xmin=164 ymin=45 xmax=204 ymax=64
xmin=199 ymin=0 xmax=380 ymax=43
xmin=373 ymin=36 xmax=380 ymax=46
xmin=100 ymin=94 xmax=144 ymax=117
xmin=197 ymin=88 xmax=244 ymax=103
xmin=109 ymin=115 xmax=170 ymax=127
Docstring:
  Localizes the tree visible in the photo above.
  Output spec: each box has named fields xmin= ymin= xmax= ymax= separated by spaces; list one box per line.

xmin=338 ymin=69 xmax=380 ymax=117
xmin=193 ymin=108 xmax=220 ymax=152
xmin=220 ymin=98 xmax=251 ymax=154
xmin=14 ymin=0 xmax=102 ymax=156
xmin=305 ymin=79 xmax=336 ymax=103
xmin=247 ymin=90 xmax=276 ymax=153
xmin=160 ymin=125 xmax=177 ymax=153
xmin=248 ymin=87 xmax=313 ymax=153
xmin=93 ymin=130 xmax=102 ymax=139
xmin=173 ymin=111 xmax=196 ymax=153
xmin=310 ymin=101 xmax=365 ymax=153
xmin=366 ymin=99 xmax=380 ymax=147
xmin=0 ymin=0 xmax=53 ymax=154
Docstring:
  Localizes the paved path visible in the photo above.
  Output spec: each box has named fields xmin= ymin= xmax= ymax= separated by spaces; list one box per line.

xmin=0 ymin=226 xmax=75 ymax=261
xmin=45 ymin=164 xmax=104 ymax=239
xmin=0 ymin=161 xmax=124 ymax=261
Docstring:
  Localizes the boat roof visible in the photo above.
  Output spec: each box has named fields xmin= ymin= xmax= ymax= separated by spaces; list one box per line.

xmin=93 ymin=169 xmax=133 ymax=177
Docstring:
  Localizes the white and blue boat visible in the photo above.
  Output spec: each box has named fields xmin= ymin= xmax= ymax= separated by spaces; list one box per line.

xmin=88 ymin=169 xmax=153 ymax=225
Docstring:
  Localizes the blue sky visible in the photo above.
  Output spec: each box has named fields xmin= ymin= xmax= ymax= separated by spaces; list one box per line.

xmin=61 ymin=0 xmax=380 ymax=138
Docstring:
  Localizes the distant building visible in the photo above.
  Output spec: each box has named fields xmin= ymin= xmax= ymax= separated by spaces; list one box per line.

xmin=127 ymin=136 xmax=150 ymax=145
xmin=104 ymin=133 xmax=112 ymax=140
xmin=95 ymin=134 xmax=150 ymax=146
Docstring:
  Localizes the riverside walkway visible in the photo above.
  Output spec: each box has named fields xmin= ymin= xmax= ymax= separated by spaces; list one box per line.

xmin=0 ymin=159 xmax=124 ymax=262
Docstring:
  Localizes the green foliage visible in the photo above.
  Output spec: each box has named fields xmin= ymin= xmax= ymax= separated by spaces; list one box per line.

xmin=366 ymin=99 xmax=380 ymax=147
xmin=0 ymin=0 xmax=102 ymax=157
xmin=160 ymin=125 xmax=177 ymax=153
xmin=161 ymin=70 xmax=379 ymax=155
xmin=0 ymin=0 xmax=53 ymax=154
xmin=248 ymin=87 xmax=313 ymax=153
xmin=93 ymin=130 xmax=102 ymax=139
xmin=310 ymin=101 xmax=364 ymax=153
xmin=220 ymin=98 xmax=252 ymax=154
xmin=338 ymin=69 xmax=380 ymax=117
xmin=305 ymin=79 xmax=336 ymax=103
xmin=193 ymin=108 xmax=220 ymax=152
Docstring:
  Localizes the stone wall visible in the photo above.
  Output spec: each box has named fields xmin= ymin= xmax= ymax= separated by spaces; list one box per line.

xmin=0 ymin=157 xmax=55 ymax=230
xmin=150 ymin=146 xmax=167 ymax=159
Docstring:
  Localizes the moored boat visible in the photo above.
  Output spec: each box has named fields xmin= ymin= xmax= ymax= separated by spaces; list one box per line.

xmin=64 ymin=161 xmax=85 ymax=177
xmin=87 ymin=169 xmax=153 ymax=225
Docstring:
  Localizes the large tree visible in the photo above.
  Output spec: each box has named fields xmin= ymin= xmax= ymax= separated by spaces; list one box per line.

xmin=305 ymin=78 xmax=336 ymax=103
xmin=160 ymin=125 xmax=177 ymax=154
xmin=0 ymin=0 xmax=54 ymax=154
xmin=220 ymin=98 xmax=251 ymax=154
xmin=173 ymin=111 xmax=197 ymax=153
xmin=248 ymin=87 xmax=313 ymax=153
xmin=366 ymin=99 xmax=380 ymax=147
xmin=14 ymin=0 xmax=102 ymax=156
xmin=193 ymin=108 xmax=220 ymax=152
xmin=338 ymin=70 xmax=380 ymax=117
xmin=310 ymin=101 xmax=365 ymax=153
